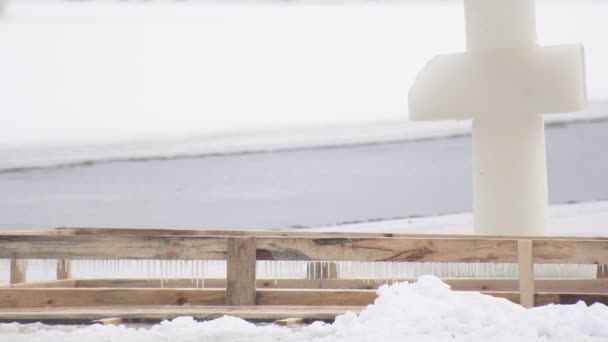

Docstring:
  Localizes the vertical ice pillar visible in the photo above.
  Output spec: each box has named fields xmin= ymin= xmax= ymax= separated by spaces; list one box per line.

xmin=468 ymin=0 xmax=545 ymax=235
xmin=409 ymin=0 xmax=586 ymax=236
xmin=473 ymin=117 xmax=548 ymax=235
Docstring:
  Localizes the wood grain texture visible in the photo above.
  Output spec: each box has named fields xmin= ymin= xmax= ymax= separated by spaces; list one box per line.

xmin=16 ymin=278 xmax=607 ymax=294
xmin=533 ymin=240 xmax=608 ymax=264
xmin=598 ymin=265 xmax=608 ymax=279
xmin=10 ymin=259 xmax=26 ymax=285
xmin=518 ymin=240 xmax=535 ymax=308
xmin=226 ymin=237 xmax=256 ymax=306
xmin=49 ymin=227 xmax=608 ymax=241
xmin=56 ymin=260 xmax=72 ymax=280
xmin=0 ymin=287 xmax=606 ymax=312
xmin=0 ymin=235 xmax=227 ymax=260
xmin=256 ymin=237 xmax=519 ymax=262
xmin=0 ymin=288 xmax=225 ymax=308
xmin=0 ymin=305 xmax=363 ymax=324
xmin=256 ymin=289 xmax=377 ymax=306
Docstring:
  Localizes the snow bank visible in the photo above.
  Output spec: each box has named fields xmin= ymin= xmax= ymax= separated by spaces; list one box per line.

xmin=308 ymin=201 xmax=608 ymax=237
xmin=313 ymin=200 xmax=608 ymax=237
xmin=1 ymin=276 xmax=608 ymax=341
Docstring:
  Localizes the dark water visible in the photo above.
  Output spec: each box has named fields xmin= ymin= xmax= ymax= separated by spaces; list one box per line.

xmin=0 ymin=120 xmax=606 ymax=231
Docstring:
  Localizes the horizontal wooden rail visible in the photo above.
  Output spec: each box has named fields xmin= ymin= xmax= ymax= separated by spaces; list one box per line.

xmin=255 ymin=237 xmax=518 ymax=262
xmin=0 ymin=288 xmax=225 ymax=308
xmin=2 ymin=233 xmax=607 ymax=264
xmin=0 ymin=235 xmax=227 ymax=260
xmin=8 ymin=278 xmax=608 ymax=294
xmin=49 ymin=227 xmax=608 ymax=241
xmin=1 ymin=287 xmax=607 ymax=309
xmin=0 ymin=305 xmax=363 ymax=323
xmin=533 ymin=240 xmax=608 ymax=264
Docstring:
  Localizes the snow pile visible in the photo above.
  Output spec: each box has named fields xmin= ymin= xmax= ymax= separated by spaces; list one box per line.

xmin=2 ymin=276 xmax=608 ymax=341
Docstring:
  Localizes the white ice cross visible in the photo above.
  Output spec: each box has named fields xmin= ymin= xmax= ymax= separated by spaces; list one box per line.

xmin=408 ymin=0 xmax=587 ymax=236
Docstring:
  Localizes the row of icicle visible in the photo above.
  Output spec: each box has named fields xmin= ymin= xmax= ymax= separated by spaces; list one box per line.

xmin=0 ymin=259 xmax=599 ymax=287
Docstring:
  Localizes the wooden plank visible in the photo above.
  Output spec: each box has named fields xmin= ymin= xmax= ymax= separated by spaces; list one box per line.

xmin=0 ymin=234 xmax=523 ymax=263
xmin=518 ymin=240 xmax=535 ymax=308
xmin=29 ymin=278 xmax=608 ymax=294
xmin=256 ymin=289 xmax=377 ymax=306
xmin=533 ymin=240 xmax=608 ymax=264
xmin=256 ymin=237 xmax=519 ymax=262
xmin=74 ymin=279 xmax=203 ymax=288
xmin=0 ymin=235 xmax=227 ymax=260
xmin=0 ymin=288 xmax=225 ymax=308
xmin=56 ymin=260 xmax=72 ymax=280
xmin=10 ymin=259 xmax=26 ymax=285
xmin=0 ymin=305 xmax=364 ymax=323
xmin=226 ymin=237 xmax=256 ymax=306
xmin=535 ymin=279 xmax=608 ymax=294
xmin=597 ymin=264 xmax=607 ymax=279
xmin=65 ymin=278 xmax=520 ymax=291
xmin=50 ymin=227 xmax=608 ymax=241
xmin=0 ymin=287 xmax=606 ymax=312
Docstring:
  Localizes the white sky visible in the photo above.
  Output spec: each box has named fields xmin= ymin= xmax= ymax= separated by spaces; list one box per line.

xmin=0 ymin=2 xmax=606 ymax=148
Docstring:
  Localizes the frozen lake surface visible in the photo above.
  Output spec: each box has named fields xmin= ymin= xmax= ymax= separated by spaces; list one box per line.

xmin=1 ymin=119 xmax=606 ymax=231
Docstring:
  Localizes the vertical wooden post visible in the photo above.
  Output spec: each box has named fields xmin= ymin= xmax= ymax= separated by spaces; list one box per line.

xmin=517 ymin=239 xmax=534 ymax=308
xmin=597 ymin=264 xmax=607 ymax=279
xmin=56 ymin=260 xmax=72 ymax=280
xmin=10 ymin=258 xmax=26 ymax=285
xmin=307 ymin=262 xmax=338 ymax=279
xmin=226 ymin=236 xmax=256 ymax=306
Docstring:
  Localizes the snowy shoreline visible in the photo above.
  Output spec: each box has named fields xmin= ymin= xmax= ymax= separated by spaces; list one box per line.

xmin=1 ymin=104 xmax=606 ymax=173
xmin=312 ymin=200 xmax=608 ymax=237
xmin=1 ymin=1 xmax=608 ymax=173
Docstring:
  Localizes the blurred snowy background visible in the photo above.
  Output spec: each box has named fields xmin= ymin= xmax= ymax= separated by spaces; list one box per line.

xmin=0 ymin=0 xmax=606 ymax=230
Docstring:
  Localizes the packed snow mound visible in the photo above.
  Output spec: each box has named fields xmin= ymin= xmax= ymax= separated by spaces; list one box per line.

xmin=2 ymin=276 xmax=608 ymax=341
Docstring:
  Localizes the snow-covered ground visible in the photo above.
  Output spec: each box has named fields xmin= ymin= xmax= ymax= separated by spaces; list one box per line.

xmin=314 ymin=200 xmax=608 ymax=237
xmin=2 ymin=276 xmax=608 ymax=341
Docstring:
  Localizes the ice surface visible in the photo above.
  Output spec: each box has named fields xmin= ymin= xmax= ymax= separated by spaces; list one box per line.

xmin=2 ymin=276 xmax=608 ymax=341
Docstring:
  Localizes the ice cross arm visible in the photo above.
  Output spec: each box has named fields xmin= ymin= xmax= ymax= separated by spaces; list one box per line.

xmin=409 ymin=44 xmax=587 ymax=120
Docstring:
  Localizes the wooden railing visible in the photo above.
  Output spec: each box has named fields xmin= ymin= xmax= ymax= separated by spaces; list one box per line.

xmin=1 ymin=228 xmax=607 ymax=311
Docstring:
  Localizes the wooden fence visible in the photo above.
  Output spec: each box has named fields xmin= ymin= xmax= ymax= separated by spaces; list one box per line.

xmin=0 ymin=228 xmax=607 ymax=322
